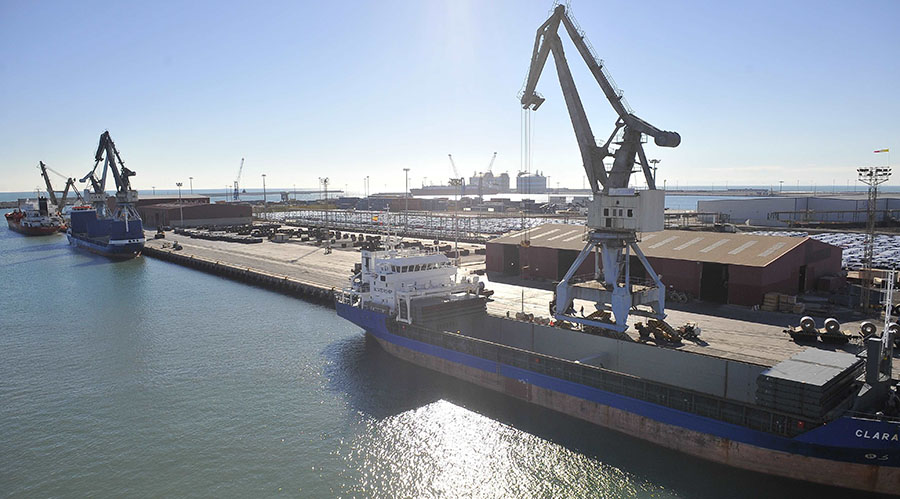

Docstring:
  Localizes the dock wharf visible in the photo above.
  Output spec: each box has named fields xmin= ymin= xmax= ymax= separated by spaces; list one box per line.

xmin=143 ymin=234 xmax=355 ymax=305
xmin=143 ymin=231 xmax=896 ymax=372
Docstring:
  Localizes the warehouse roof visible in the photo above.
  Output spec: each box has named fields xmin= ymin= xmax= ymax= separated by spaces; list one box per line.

xmin=488 ymin=223 xmax=815 ymax=267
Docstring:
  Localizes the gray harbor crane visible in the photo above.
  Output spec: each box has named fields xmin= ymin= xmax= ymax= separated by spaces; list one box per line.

xmin=79 ymin=131 xmax=140 ymax=222
xmin=38 ymin=161 xmax=84 ymax=213
xmin=520 ymin=4 xmax=681 ymax=332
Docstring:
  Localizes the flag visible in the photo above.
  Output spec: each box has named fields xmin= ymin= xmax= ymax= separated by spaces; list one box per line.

xmin=372 ymin=215 xmax=379 ymax=222
xmin=874 ymin=148 xmax=889 ymax=153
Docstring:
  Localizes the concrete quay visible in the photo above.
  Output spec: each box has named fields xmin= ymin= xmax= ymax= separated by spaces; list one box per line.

xmin=143 ymin=230 xmax=896 ymax=371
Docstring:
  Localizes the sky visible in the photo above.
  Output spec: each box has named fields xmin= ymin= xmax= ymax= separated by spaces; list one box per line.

xmin=1 ymin=0 xmax=898 ymax=195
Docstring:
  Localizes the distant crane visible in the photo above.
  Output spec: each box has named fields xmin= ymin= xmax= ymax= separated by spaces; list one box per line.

xmin=233 ymin=158 xmax=245 ymax=201
xmin=486 ymin=151 xmax=497 ymax=174
xmin=37 ymin=161 xmax=84 ymax=213
xmin=475 ymin=152 xmax=499 ymax=199
xmin=447 ymin=154 xmax=463 ymax=185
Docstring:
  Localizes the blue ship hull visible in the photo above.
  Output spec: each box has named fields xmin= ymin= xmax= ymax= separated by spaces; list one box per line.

xmin=67 ymin=208 xmax=144 ymax=259
xmin=336 ymin=301 xmax=900 ymax=493
xmin=66 ymin=231 xmax=144 ymax=259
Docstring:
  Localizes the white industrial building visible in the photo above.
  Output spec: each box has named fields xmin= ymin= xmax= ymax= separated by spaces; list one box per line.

xmin=516 ymin=172 xmax=547 ymax=194
xmin=698 ymin=194 xmax=900 ymax=227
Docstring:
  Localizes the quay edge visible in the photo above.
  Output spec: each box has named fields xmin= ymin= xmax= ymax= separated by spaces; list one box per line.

xmin=142 ymin=245 xmax=336 ymax=306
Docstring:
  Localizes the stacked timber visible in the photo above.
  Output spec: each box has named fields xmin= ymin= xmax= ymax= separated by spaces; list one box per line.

xmin=761 ymin=292 xmax=780 ymax=312
xmin=756 ymin=350 xmax=863 ymax=421
xmin=778 ymin=294 xmax=797 ymax=313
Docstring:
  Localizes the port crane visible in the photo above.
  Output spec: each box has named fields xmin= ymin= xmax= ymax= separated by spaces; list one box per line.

xmin=233 ymin=158 xmax=245 ymax=201
xmin=447 ymin=154 xmax=464 ymax=187
xmin=38 ymin=161 xmax=84 ymax=213
xmin=486 ymin=151 xmax=497 ymax=174
xmin=521 ymin=4 xmax=681 ymax=332
xmin=79 ymin=131 xmax=140 ymax=223
xmin=474 ymin=152 xmax=499 ymax=198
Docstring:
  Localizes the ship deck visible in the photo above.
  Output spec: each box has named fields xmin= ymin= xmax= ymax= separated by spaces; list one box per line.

xmin=145 ymin=230 xmax=899 ymax=372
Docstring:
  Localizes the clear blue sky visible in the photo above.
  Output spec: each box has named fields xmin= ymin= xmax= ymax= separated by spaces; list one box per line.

xmin=1 ymin=0 xmax=898 ymax=194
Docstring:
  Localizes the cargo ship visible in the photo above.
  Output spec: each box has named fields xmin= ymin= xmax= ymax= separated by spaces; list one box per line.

xmin=4 ymin=197 xmax=66 ymax=235
xmin=66 ymin=131 xmax=144 ymax=259
xmin=67 ymin=205 xmax=144 ymax=258
xmin=336 ymin=244 xmax=900 ymax=494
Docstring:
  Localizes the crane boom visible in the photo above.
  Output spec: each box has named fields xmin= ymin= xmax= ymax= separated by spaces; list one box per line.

xmin=79 ymin=131 xmax=139 ymax=218
xmin=38 ymin=161 xmax=84 ymax=213
xmin=447 ymin=154 xmax=460 ymax=179
xmin=81 ymin=131 xmax=136 ymax=196
xmin=38 ymin=161 xmax=59 ymax=208
xmin=486 ymin=152 xmax=497 ymax=173
xmin=233 ymin=158 xmax=244 ymax=201
xmin=520 ymin=4 xmax=680 ymax=194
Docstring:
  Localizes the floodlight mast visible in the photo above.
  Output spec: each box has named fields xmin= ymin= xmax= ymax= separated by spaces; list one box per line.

xmin=519 ymin=4 xmax=681 ymax=333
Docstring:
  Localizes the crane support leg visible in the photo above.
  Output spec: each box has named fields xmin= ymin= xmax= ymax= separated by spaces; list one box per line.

xmin=555 ymin=233 xmax=666 ymax=333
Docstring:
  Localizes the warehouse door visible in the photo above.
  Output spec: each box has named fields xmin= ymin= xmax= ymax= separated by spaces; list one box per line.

xmin=503 ymin=244 xmax=520 ymax=275
xmin=700 ymin=262 xmax=728 ymax=303
xmin=557 ymin=250 xmax=578 ymax=281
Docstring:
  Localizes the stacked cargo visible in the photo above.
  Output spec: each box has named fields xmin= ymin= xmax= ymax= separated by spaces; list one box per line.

xmin=760 ymin=292 xmax=805 ymax=313
xmin=778 ymin=294 xmax=797 ymax=313
xmin=756 ymin=349 xmax=863 ymax=421
xmin=761 ymin=292 xmax=780 ymax=311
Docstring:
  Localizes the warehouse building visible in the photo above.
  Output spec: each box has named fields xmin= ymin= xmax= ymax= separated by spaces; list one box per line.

xmin=486 ymin=224 xmax=843 ymax=306
xmin=138 ymin=202 xmax=252 ymax=228
xmin=698 ymin=194 xmax=900 ymax=227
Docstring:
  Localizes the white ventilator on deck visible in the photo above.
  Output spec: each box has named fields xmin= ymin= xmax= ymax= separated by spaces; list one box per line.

xmin=519 ymin=4 xmax=679 ymax=332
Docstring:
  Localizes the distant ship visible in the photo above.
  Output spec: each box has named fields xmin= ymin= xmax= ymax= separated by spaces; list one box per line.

xmin=4 ymin=197 xmax=66 ymax=236
xmin=66 ymin=131 xmax=144 ymax=259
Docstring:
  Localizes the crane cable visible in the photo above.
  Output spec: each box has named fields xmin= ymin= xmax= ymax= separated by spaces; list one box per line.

xmin=520 ymin=108 xmax=535 ymax=246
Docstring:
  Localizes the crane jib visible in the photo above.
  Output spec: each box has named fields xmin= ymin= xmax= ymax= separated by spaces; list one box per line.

xmin=519 ymin=4 xmax=680 ymax=193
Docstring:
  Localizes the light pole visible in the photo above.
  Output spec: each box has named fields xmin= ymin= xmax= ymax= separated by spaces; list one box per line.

xmin=152 ymin=186 xmax=156 ymax=195
xmin=319 ymin=177 xmax=329 ymax=230
xmin=366 ymin=175 xmax=370 ymax=210
xmin=176 ymin=182 xmax=184 ymax=227
xmin=403 ymin=167 xmax=410 ymax=229
xmin=649 ymin=159 xmax=661 ymax=187
xmin=189 ymin=176 xmax=193 ymax=195
xmin=261 ymin=174 xmax=267 ymax=220
xmin=779 ymin=180 xmax=784 ymax=193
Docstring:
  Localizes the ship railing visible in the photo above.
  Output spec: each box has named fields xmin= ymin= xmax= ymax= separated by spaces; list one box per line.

xmin=336 ymin=289 xmax=359 ymax=305
xmin=843 ymin=410 xmax=900 ymax=424
xmin=395 ymin=321 xmax=822 ymax=439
